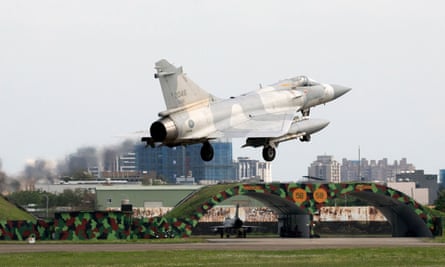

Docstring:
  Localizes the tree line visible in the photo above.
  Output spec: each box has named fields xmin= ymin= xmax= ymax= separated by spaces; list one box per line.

xmin=6 ymin=188 xmax=95 ymax=217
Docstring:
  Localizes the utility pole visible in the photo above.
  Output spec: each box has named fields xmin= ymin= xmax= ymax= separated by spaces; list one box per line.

xmin=358 ymin=146 xmax=361 ymax=181
xmin=43 ymin=194 xmax=49 ymax=218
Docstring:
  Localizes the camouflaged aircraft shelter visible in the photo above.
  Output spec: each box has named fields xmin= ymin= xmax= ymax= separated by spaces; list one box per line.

xmin=0 ymin=182 xmax=441 ymax=240
xmin=167 ymin=182 xmax=440 ymax=238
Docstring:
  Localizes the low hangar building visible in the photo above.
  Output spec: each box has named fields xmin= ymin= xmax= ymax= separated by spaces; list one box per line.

xmin=95 ymin=185 xmax=203 ymax=211
xmin=95 ymin=184 xmax=267 ymax=219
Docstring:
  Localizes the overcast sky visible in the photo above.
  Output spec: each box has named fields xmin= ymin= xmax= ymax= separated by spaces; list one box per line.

xmin=1 ymin=0 xmax=444 ymax=181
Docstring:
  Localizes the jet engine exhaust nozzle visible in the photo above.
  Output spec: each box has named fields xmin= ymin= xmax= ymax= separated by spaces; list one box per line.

xmin=150 ymin=118 xmax=178 ymax=142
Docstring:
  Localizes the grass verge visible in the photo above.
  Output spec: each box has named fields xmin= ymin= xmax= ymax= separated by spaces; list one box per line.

xmin=0 ymin=247 xmax=444 ymax=267
xmin=0 ymin=196 xmax=35 ymax=221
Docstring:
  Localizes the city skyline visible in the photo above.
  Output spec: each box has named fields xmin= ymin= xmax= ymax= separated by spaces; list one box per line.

xmin=307 ymin=155 xmax=419 ymax=183
xmin=4 ymin=137 xmax=438 ymax=185
xmin=1 ymin=1 xmax=444 ymax=180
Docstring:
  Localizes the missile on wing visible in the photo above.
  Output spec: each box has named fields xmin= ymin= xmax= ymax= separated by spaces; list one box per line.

xmin=242 ymin=118 xmax=329 ymax=161
xmin=290 ymin=118 xmax=329 ymax=136
xmin=242 ymin=118 xmax=329 ymax=147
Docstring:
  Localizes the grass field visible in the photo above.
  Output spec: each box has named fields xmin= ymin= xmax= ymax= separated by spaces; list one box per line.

xmin=0 ymin=247 xmax=444 ymax=267
xmin=0 ymin=196 xmax=35 ymax=221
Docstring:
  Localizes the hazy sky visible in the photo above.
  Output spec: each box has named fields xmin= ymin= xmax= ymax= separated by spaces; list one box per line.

xmin=1 ymin=0 xmax=444 ymax=181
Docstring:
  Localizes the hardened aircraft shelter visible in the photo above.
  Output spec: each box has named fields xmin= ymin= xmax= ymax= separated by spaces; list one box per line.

xmin=0 ymin=182 xmax=441 ymax=240
xmin=167 ymin=182 xmax=439 ymax=238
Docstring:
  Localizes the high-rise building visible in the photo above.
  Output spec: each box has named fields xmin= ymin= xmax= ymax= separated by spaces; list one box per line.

xmin=340 ymin=158 xmax=415 ymax=182
xmin=340 ymin=159 xmax=360 ymax=182
xmin=187 ymin=141 xmax=235 ymax=183
xmin=135 ymin=141 xmax=234 ymax=183
xmin=101 ymin=149 xmax=139 ymax=180
xmin=308 ymin=155 xmax=340 ymax=183
xmin=258 ymin=162 xmax=272 ymax=183
xmin=118 ymin=152 xmax=136 ymax=172
xmin=135 ymin=145 xmax=188 ymax=183
xmin=101 ymin=140 xmax=274 ymax=184
xmin=234 ymin=157 xmax=272 ymax=182
xmin=439 ymin=169 xmax=445 ymax=189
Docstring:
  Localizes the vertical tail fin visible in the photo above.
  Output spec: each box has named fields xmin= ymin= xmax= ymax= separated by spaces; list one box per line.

xmin=154 ymin=59 xmax=218 ymax=110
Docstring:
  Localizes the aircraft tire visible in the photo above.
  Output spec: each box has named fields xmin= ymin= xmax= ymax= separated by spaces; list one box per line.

xmin=300 ymin=134 xmax=311 ymax=142
xmin=262 ymin=146 xmax=276 ymax=161
xmin=200 ymin=142 xmax=214 ymax=161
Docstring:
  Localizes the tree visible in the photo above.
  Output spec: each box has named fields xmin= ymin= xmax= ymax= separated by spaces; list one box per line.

xmin=0 ymin=170 xmax=6 ymax=193
xmin=70 ymin=170 xmax=93 ymax=180
xmin=434 ymin=189 xmax=445 ymax=212
xmin=55 ymin=189 xmax=82 ymax=207
xmin=0 ymin=158 xmax=6 ymax=193
xmin=7 ymin=191 xmax=45 ymax=207
xmin=8 ymin=189 xmax=94 ymax=212
xmin=8 ymin=180 xmax=21 ymax=192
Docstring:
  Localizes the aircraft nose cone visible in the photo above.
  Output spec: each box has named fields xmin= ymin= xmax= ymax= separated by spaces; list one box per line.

xmin=331 ymin=84 xmax=351 ymax=99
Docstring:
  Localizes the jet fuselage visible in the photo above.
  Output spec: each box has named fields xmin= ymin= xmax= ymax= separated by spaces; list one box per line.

xmin=143 ymin=59 xmax=350 ymax=161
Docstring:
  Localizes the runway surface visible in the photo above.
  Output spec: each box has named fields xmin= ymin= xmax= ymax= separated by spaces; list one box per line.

xmin=0 ymin=238 xmax=444 ymax=253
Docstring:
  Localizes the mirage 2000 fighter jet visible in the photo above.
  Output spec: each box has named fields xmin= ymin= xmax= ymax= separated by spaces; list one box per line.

xmin=142 ymin=59 xmax=350 ymax=162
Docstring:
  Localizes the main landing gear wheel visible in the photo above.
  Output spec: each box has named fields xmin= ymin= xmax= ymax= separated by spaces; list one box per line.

xmin=200 ymin=141 xmax=214 ymax=161
xmin=262 ymin=146 xmax=276 ymax=161
xmin=300 ymin=134 xmax=311 ymax=142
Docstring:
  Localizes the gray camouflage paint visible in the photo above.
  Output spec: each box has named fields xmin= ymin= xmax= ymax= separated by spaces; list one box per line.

xmin=143 ymin=59 xmax=350 ymax=161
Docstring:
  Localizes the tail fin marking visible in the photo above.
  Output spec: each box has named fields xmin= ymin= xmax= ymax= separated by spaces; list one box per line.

xmin=155 ymin=59 xmax=217 ymax=110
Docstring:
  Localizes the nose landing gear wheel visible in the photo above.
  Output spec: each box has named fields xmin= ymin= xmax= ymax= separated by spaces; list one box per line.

xmin=200 ymin=141 xmax=214 ymax=161
xmin=262 ymin=146 xmax=276 ymax=161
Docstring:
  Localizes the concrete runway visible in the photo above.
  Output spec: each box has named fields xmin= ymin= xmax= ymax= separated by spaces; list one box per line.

xmin=0 ymin=238 xmax=444 ymax=253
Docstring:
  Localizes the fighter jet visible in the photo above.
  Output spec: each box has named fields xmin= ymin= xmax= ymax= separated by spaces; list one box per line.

xmin=142 ymin=59 xmax=350 ymax=161
xmin=211 ymin=204 xmax=257 ymax=238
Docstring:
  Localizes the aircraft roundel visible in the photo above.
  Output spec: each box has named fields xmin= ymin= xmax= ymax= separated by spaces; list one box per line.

xmin=188 ymin=119 xmax=195 ymax=128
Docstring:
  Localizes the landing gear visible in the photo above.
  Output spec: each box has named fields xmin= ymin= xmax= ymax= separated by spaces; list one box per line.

xmin=200 ymin=141 xmax=214 ymax=161
xmin=237 ymin=229 xmax=247 ymax=238
xmin=301 ymin=109 xmax=310 ymax=117
xmin=262 ymin=146 xmax=276 ymax=161
xmin=300 ymin=134 xmax=311 ymax=142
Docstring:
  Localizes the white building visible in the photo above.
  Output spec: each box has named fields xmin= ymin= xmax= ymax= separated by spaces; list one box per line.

xmin=234 ymin=157 xmax=272 ymax=183
xmin=308 ymin=155 xmax=341 ymax=183
xmin=118 ymin=152 xmax=136 ymax=172
xmin=387 ymin=182 xmax=429 ymax=205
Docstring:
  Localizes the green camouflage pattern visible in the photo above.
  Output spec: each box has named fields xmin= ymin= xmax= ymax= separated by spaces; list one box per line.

xmin=51 ymin=211 xmax=194 ymax=240
xmin=0 ymin=220 xmax=52 ymax=240
xmin=176 ymin=182 xmax=439 ymax=237
xmin=0 ymin=212 xmax=193 ymax=240
xmin=0 ymin=183 xmax=440 ymax=240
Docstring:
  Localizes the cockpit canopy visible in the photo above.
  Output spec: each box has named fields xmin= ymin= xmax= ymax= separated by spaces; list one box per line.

xmin=290 ymin=75 xmax=318 ymax=87
xmin=273 ymin=75 xmax=319 ymax=89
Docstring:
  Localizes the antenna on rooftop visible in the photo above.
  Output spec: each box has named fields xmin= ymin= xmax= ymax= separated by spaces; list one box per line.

xmin=358 ymin=146 xmax=361 ymax=181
